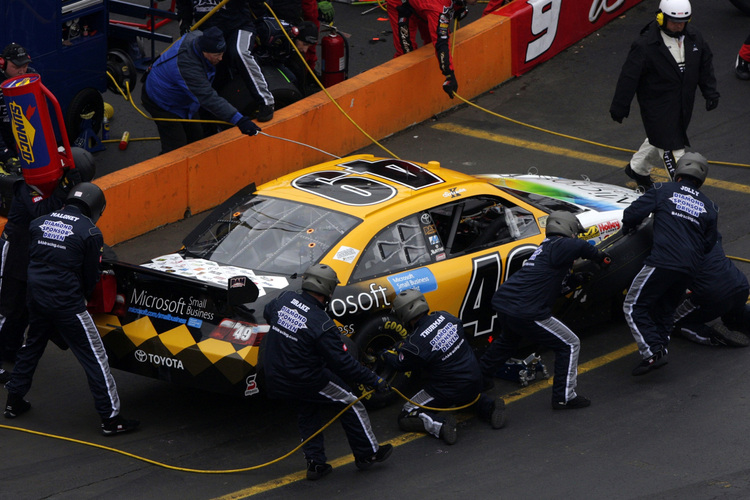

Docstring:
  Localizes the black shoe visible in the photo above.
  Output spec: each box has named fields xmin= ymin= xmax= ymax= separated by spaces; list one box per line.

xmin=624 ymin=164 xmax=653 ymax=190
xmin=631 ymin=348 xmax=668 ymax=376
xmin=4 ymin=393 xmax=30 ymax=418
xmin=101 ymin=415 xmax=140 ymax=436
xmin=490 ymin=398 xmax=507 ymax=429
xmin=710 ymin=323 xmax=750 ymax=347
xmin=736 ymin=55 xmax=750 ymax=80
xmin=438 ymin=414 xmax=458 ymax=445
xmin=551 ymin=394 xmax=591 ymax=410
xmin=0 ymin=368 xmax=10 ymax=384
xmin=355 ymin=443 xmax=393 ymax=470
xmin=256 ymin=104 xmax=274 ymax=122
xmin=306 ymin=460 xmax=333 ymax=480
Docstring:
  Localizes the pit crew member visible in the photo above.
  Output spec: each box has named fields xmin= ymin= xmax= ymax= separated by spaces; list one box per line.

xmin=262 ymin=264 xmax=392 ymax=481
xmin=622 ymin=152 xmax=718 ymax=375
xmin=480 ymin=211 xmax=611 ymax=410
xmin=0 ymin=43 xmax=34 ymax=171
xmin=4 ymin=183 xmax=140 ymax=436
xmin=381 ymin=289 xmax=506 ymax=445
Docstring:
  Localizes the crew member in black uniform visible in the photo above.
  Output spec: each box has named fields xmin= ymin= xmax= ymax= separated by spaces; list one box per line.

xmin=381 ymin=289 xmax=506 ymax=445
xmin=0 ymin=148 xmax=94 ymax=381
xmin=262 ymin=264 xmax=392 ymax=481
xmin=673 ymin=234 xmax=750 ymax=347
xmin=622 ymin=152 xmax=718 ymax=375
xmin=4 ymin=183 xmax=139 ymax=436
xmin=480 ymin=211 xmax=611 ymax=410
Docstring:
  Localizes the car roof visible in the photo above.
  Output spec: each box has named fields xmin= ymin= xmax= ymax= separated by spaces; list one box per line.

xmin=254 ymin=155 xmax=483 ymax=218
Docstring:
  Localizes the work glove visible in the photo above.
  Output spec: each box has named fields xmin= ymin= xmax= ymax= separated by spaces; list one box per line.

xmin=378 ymin=349 xmax=400 ymax=367
xmin=442 ymin=72 xmax=458 ymax=99
xmin=610 ymin=109 xmax=625 ymax=123
xmin=454 ymin=3 xmax=469 ymax=21
xmin=318 ymin=0 xmax=335 ymax=23
xmin=374 ymin=377 xmax=391 ymax=393
xmin=0 ymin=147 xmax=14 ymax=163
xmin=237 ymin=116 xmax=261 ymax=136
xmin=620 ymin=224 xmax=635 ymax=236
xmin=705 ymin=97 xmax=719 ymax=111
xmin=53 ymin=167 xmax=83 ymax=200
xmin=4 ymin=157 xmax=21 ymax=175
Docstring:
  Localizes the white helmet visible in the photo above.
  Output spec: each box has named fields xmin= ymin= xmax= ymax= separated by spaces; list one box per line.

xmin=658 ymin=0 xmax=691 ymax=23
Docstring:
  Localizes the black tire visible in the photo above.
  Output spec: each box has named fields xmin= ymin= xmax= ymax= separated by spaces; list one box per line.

xmin=352 ymin=314 xmax=417 ymax=410
xmin=65 ymin=88 xmax=104 ymax=144
xmin=263 ymin=65 xmax=304 ymax=109
xmin=730 ymin=0 xmax=750 ymax=16
xmin=107 ymin=49 xmax=138 ymax=94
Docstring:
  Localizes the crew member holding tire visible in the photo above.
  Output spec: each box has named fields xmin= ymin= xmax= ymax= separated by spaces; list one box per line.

xmin=381 ymin=289 xmax=506 ymax=446
xmin=480 ymin=211 xmax=611 ymax=410
xmin=4 ymin=183 xmax=140 ymax=436
xmin=141 ymin=26 xmax=261 ymax=155
xmin=261 ymin=264 xmax=392 ymax=481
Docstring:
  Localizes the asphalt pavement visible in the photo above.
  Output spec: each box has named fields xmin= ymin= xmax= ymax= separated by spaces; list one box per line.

xmin=4 ymin=1 xmax=750 ymax=499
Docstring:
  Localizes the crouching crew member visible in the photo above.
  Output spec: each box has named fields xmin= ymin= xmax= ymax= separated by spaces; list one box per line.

xmin=481 ymin=211 xmax=611 ymax=410
xmin=4 ymin=183 xmax=140 ymax=436
xmin=381 ymin=289 xmax=506 ymax=446
xmin=262 ymin=264 xmax=392 ymax=481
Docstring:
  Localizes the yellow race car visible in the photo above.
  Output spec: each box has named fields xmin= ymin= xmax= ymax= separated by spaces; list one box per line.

xmin=90 ymin=155 xmax=644 ymax=402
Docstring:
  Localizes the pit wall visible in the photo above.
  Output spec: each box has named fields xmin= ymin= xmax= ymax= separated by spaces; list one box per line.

xmin=88 ymin=0 xmax=644 ymax=245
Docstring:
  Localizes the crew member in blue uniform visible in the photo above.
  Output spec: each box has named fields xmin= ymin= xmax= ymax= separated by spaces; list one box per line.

xmin=262 ymin=263 xmax=392 ymax=481
xmin=4 ymin=183 xmax=139 ymax=436
xmin=381 ymin=289 xmax=506 ymax=445
xmin=673 ymin=234 xmax=750 ymax=347
xmin=480 ymin=211 xmax=611 ymax=410
xmin=622 ymin=152 xmax=718 ymax=375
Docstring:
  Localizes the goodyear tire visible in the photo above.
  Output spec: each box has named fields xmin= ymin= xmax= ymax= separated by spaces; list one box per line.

xmin=107 ymin=49 xmax=138 ymax=93
xmin=730 ymin=0 xmax=750 ymax=15
xmin=352 ymin=314 xmax=416 ymax=410
xmin=65 ymin=88 xmax=104 ymax=144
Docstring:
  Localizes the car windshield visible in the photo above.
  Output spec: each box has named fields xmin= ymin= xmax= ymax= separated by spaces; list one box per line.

xmin=184 ymin=196 xmax=360 ymax=275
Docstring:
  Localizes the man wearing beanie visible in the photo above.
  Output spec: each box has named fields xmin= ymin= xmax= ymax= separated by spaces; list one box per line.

xmin=141 ymin=26 xmax=261 ymax=154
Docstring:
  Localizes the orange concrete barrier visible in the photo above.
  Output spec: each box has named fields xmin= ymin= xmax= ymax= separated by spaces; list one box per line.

xmin=93 ymin=13 xmax=513 ymax=245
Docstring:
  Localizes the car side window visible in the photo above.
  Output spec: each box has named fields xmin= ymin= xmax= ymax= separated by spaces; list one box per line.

xmin=352 ymin=213 xmax=435 ymax=281
xmin=430 ymin=196 xmax=539 ymax=256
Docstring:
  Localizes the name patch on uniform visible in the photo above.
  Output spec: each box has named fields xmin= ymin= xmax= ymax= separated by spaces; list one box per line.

xmin=40 ymin=220 xmax=73 ymax=241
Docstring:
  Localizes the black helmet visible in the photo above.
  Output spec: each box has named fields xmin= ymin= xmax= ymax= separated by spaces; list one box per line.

xmin=674 ymin=152 xmax=708 ymax=187
xmin=71 ymin=147 xmax=96 ymax=182
xmin=392 ymin=288 xmax=429 ymax=325
xmin=545 ymin=211 xmax=584 ymax=238
xmin=66 ymin=182 xmax=106 ymax=223
xmin=301 ymin=263 xmax=340 ymax=297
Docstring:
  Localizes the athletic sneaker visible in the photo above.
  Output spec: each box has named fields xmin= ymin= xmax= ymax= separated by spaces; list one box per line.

xmin=4 ymin=394 xmax=30 ymax=418
xmin=306 ymin=461 xmax=333 ymax=481
xmin=551 ymin=395 xmax=591 ymax=410
xmin=101 ymin=415 xmax=140 ymax=436
xmin=711 ymin=323 xmax=750 ymax=347
xmin=0 ymin=368 xmax=10 ymax=384
xmin=438 ymin=414 xmax=458 ymax=445
xmin=624 ymin=164 xmax=653 ymax=191
xmin=736 ymin=55 xmax=750 ymax=80
xmin=355 ymin=443 xmax=393 ymax=470
xmin=490 ymin=398 xmax=507 ymax=429
xmin=631 ymin=348 xmax=668 ymax=376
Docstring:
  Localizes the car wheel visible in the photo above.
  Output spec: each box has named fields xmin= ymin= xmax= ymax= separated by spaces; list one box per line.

xmin=730 ymin=0 xmax=750 ymax=15
xmin=352 ymin=314 xmax=416 ymax=410
xmin=65 ymin=88 xmax=104 ymax=144
xmin=107 ymin=49 xmax=138 ymax=94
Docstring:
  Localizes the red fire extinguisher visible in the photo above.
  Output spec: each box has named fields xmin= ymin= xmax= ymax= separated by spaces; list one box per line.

xmin=1 ymin=74 xmax=74 ymax=198
xmin=321 ymin=29 xmax=349 ymax=88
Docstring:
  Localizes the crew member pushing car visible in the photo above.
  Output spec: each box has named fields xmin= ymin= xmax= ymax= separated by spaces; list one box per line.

xmin=4 ymin=183 xmax=140 ymax=436
xmin=381 ymin=289 xmax=506 ymax=445
xmin=262 ymin=263 xmax=392 ymax=481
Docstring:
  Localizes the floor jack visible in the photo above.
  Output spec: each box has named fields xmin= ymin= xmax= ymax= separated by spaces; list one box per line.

xmin=494 ymin=353 xmax=550 ymax=387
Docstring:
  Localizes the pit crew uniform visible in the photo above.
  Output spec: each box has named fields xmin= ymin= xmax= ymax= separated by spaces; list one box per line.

xmin=622 ymin=181 xmax=718 ymax=365
xmin=480 ymin=236 xmax=606 ymax=406
xmin=673 ymin=235 xmax=750 ymax=345
xmin=5 ymin=204 xmax=122 ymax=421
xmin=381 ymin=311 xmax=498 ymax=438
xmin=262 ymin=290 xmax=386 ymax=465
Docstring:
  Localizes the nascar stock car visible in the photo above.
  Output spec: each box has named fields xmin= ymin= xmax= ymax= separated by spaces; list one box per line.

xmin=88 ymin=155 xmax=652 ymax=406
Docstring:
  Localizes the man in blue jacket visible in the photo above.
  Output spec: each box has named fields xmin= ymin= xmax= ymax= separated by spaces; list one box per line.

xmin=622 ymin=152 xmax=718 ymax=375
xmin=142 ymin=26 xmax=261 ymax=154
xmin=262 ymin=264 xmax=392 ymax=480
xmin=480 ymin=211 xmax=610 ymax=410
xmin=381 ymin=289 xmax=505 ymax=445
xmin=4 ymin=183 xmax=139 ymax=436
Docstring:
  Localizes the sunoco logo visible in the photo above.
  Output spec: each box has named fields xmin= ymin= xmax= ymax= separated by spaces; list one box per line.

xmin=134 ymin=349 xmax=185 ymax=370
xmin=9 ymin=101 xmax=35 ymax=163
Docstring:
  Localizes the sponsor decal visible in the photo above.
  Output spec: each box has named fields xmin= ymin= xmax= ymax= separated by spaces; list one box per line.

xmin=387 ymin=268 xmax=438 ymax=294
xmin=211 ymin=319 xmax=269 ymax=345
xmin=245 ymin=374 xmax=260 ymax=396
xmin=430 ymin=322 xmax=459 ymax=352
xmin=443 ymin=187 xmax=466 ymax=198
xmin=330 ymin=283 xmax=390 ymax=317
xmin=128 ymin=289 xmax=215 ymax=323
xmin=8 ymin=100 xmax=35 ymax=164
xmin=670 ymin=191 xmax=706 ymax=218
xmin=229 ymin=276 xmax=246 ymax=288
xmin=333 ymin=245 xmax=360 ymax=263
xmin=423 ymin=224 xmax=437 ymax=236
xmin=134 ymin=349 xmax=185 ymax=370
xmin=40 ymin=220 xmax=73 ymax=241
xmin=597 ymin=220 xmax=620 ymax=232
xmin=278 ymin=305 xmax=308 ymax=332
